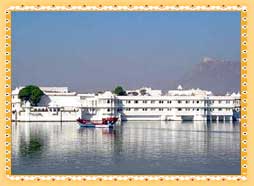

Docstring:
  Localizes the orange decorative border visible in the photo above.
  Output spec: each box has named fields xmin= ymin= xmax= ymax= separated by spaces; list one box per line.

xmin=4 ymin=5 xmax=247 ymax=182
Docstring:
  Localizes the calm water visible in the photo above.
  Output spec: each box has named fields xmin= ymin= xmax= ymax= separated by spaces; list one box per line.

xmin=12 ymin=121 xmax=240 ymax=174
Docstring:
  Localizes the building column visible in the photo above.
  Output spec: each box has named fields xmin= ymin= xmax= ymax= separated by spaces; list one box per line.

xmin=229 ymin=116 xmax=233 ymax=121
xmin=207 ymin=115 xmax=212 ymax=122
xmin=15 ymin=110 xmax=17 ymax=122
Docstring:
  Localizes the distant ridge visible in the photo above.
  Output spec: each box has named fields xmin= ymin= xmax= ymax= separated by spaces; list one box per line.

xmin=175 ymin=58 xmax=240 ymax=95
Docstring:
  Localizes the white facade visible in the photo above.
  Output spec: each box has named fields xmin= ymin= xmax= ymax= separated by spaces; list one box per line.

xmin=12 ymin=87 xmax=81 ymax=122
xmin=12 ymin=86 xmax=240 ymax=122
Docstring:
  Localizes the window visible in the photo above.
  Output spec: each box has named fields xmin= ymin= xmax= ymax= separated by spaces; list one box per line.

xmin=107 ymin=100 xmax=110 ymax=104
xmin=159 ymin=108 xmax=163 ymax=111
xmin=134 ymin=108 xmax=139 ymax=111
xmin=178 ymin=108 xmax=182 ymax=111
xmin=186 ymin=100 xmax=189 ymax=104
xmin=218 ymin=100 xmax=222 ymax=104
xmin=167 ymin=108 xmax=171 ymax=111
xmin=143 ymin=100 xmax=147 ymax=103
xmin=142 ymin=108 xmax=147 ymax=111
xmin=226 ymin=100 xmax=231 ymax=104
xmin=178 ymin=100 xmax=181 ymax=104
xmin=196 ymin=101 xmax=199 ymax=104
xmin=197 ymin=108 xmax=199 ymax=111
xmin=127 ymin=100 xmax=131 ymax=104
xmin=134 ymin=100 xmax=138 ymax=104
xmin=218 ymin=108 xmax=222 ymax=111
xmin=159 ymin=100 xmax=164 ymax=104
xmin=167 ymin=100 xmax=172 ymax=104
xmin=107 ymin=108 xmax=110 ymax=112
xmin=151 ymin=100 xmax=155 ymax=104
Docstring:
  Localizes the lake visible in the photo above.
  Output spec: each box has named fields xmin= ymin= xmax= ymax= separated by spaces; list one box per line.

xmin=12 ymin=121 xmax=240 ymax=174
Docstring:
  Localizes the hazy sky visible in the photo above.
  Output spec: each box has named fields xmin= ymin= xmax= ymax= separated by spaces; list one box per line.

xmin=12 ymin=12 xmax=240 ymax=93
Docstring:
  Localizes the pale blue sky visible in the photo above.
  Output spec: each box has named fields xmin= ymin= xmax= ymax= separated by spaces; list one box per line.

xmin=12 ymin=12 xmax=240 ymax=92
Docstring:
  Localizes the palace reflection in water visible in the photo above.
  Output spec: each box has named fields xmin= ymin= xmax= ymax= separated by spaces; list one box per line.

xmin=12 ymin=121 xmax=240 ymax=174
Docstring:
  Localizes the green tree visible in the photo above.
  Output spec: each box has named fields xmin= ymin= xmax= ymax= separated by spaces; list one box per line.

xmin=113 ymin=86 xmax=126 ymax=96
xmin=18 ymin=85 xmax=44 ymax=106
xmin=18 ymin=87 xmax=31 ymax=102
xmin=140 ymin=89 xmax=147 ymax=95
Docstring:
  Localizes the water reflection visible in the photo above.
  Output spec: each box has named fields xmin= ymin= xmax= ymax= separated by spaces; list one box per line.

xmin=12 ymin=121 xmax=240 ymax=175
xmin=20 ymin=136 xmax=44 ymax=156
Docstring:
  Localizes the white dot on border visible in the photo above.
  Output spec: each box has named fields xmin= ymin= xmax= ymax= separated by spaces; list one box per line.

xmin=242 ymin=107 xmax=247 ymax=111
xmin=242 ymin=58 xmax=247 ymax=62
xmin=242 ymin=17 xmax=247 ymax=21
xmin=242 ymin=25 xmax=247 ymax=29
xmin=242 ymin=123 xmax=247 ymax=127
xmin=242 ymin=82 xmax=247 ymax=86
xmin=242 ymin=148 xmax=247 ymax=152
xmin=242 ymin=33 xmax=247 ymax=37
xmin=242 ymin=131 xmax=247 ymax=135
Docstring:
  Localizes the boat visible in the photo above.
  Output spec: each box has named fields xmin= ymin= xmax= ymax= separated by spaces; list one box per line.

xmin=77 ymin=117 xmax=118 ymax=128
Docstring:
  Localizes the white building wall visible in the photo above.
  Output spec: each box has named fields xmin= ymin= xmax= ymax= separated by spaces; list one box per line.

xmin=14 ymin=108 xmax=81 ymax=122
xmin=12 ymin=87 xmax=240 ymax=122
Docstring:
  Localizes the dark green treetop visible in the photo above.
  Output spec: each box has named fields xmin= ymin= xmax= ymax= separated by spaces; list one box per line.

xmin=140 ymin=89 xmax=147 ymax=96
xmin=113 ymin=86 xmax=127 ymax=96
xmin=18 ymin=85 xmax=44 ymax=106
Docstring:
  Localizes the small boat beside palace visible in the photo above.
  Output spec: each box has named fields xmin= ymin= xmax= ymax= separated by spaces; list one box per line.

xmin=77 ymin=117 xmax=118 ymax=128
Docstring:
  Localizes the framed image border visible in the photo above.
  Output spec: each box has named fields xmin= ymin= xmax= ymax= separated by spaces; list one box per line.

xmin=4 ymin=5 xmax=248 ymax=182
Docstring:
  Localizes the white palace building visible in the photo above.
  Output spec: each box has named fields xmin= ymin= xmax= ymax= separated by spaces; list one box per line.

xmin=12 ymin=86 xmax=241 ymax=122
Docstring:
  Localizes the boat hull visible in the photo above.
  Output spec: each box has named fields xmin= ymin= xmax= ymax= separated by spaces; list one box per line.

xmin=79 ymin=123 xmax=114 ymax=128
xmin=77 ymin=117 xmax=118 ymax=128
